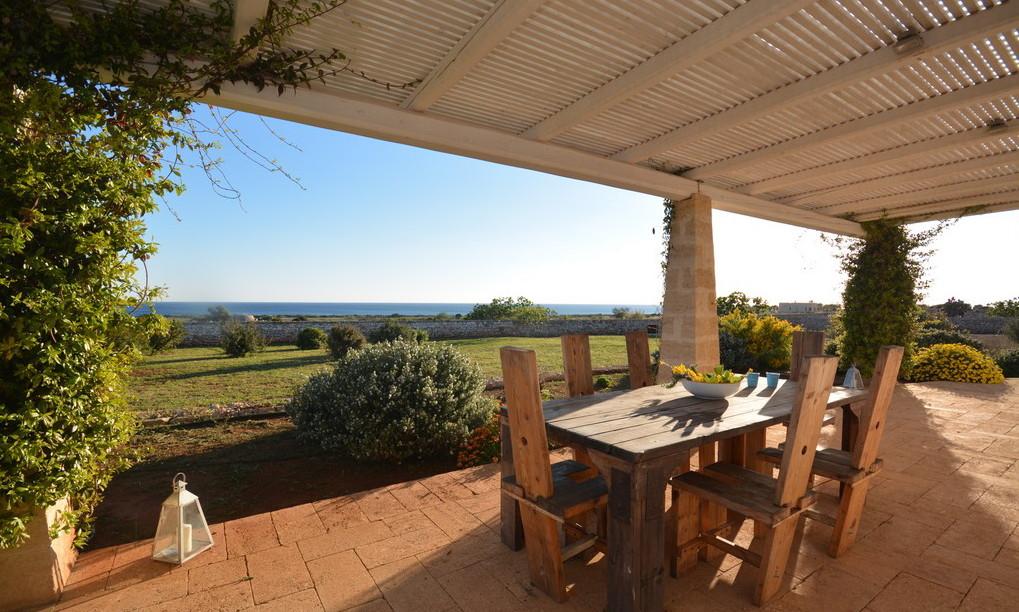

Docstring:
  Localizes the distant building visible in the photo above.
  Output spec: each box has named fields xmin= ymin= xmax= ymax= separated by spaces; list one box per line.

xmin=777 ymin=301 xmax=825 ymax=314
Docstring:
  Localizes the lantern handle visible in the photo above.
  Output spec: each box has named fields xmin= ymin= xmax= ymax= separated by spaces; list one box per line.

xmin=172 ymin=472 xmax=187 ymax=490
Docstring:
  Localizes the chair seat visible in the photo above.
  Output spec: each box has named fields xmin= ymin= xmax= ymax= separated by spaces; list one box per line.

xmin=758 ymin=446 xmax=882 ymax=484
xmin=669 ymin=462 xmax=814 ymax=526
xmin=502 ymin=460 xmax=608 ymax=518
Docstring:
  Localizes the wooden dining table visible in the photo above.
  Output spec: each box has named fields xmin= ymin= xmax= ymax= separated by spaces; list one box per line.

xmin=499 ymin=379 xmax=869 ymax=612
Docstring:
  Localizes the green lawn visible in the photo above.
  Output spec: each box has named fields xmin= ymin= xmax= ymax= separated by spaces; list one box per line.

xmin=128 ymin=336 xmax=642 ymax=416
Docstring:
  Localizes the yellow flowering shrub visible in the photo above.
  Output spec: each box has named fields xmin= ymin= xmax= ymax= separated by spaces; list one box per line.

xmin=908 ymin=344 xmax=1004 ymax=384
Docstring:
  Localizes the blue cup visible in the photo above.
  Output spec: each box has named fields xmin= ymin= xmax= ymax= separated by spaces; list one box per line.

xmin=766 ymin=372 xmax=780 ymax=388
xmin=745 ymin=372 xmax=759 ymax=388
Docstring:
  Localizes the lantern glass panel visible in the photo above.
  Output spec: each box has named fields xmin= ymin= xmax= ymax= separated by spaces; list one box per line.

xmin=152 ymin=477 xmax=214 ymax=564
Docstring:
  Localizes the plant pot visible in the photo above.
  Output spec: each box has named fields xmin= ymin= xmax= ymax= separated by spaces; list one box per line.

xmin=680 ymin=380 xmax=741 ymax=400
xmin=0 ymin=498 xmax=77 ymax=610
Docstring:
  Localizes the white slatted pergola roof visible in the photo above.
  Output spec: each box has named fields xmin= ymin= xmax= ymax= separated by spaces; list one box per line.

xmin=213 ymin=1 xmax=1017 ymax=236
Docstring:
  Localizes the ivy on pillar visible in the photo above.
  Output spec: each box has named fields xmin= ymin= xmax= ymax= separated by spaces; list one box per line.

xmin=658 ymin=193 xmax=720 ymax=381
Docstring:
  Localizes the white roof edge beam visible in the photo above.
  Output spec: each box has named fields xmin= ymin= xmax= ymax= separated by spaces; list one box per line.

xmin=209 ymin=83 xmax=864 ymax=236
xmin=684 ymin=74 xmax=1019 ymax=181
xmin=400 ymin=0 xmax=543 ymax=112
xmin=857 ymin=192 xmax=1019 ymax=222
xmin=744 ymin=119 xmax=1019 ymax=195
xmin=796 ymin=149 xmax=1019 ymax=211
xmin=896 ymin=202 xmax=1019 ymax=224
xmin=231 ymin=0 xmax=270 ymax=44
xmin=835 ymin=174 xmax=1019 ymax=214
xmin=521 ymin=0 xmax=815 ymax=142
xmin=612 ymin=1 xmax=1019 ymax=164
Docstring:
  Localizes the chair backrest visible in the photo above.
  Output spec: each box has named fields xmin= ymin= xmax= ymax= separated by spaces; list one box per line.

xmin=789 ymin=331 xmax=825 ymax=381
xmin=501 ymin=347 xmax=553 ymax=499
xmin=852 ymin=345 xmax=904 ymax=470
xmin=775 ymin=355 xmax=839 ymax=507
xmin=561 ymin=334 xmax=593 ymax=398
xmin=624 ymin=330 xmax=655 ymax=389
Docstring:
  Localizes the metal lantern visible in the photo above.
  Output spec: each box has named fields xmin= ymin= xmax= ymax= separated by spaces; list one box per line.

xmin=152 ymin=473 xmax=213 ymax=564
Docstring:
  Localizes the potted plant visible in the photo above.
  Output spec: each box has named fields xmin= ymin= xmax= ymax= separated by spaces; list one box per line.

xmin=670 ymin=364 xmax=745 ymax=399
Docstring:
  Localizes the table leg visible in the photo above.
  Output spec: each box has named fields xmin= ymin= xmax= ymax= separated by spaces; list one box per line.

xmin=499 ymin=415 xmax=524 ymax=550
xmin=696 ymin=443 xmax=725 ymax=561
xmin=608 ymin=464 xmax=668 ymax=612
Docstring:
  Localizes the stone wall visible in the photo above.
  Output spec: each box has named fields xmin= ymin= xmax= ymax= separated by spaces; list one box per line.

xmin=949 ymin=313 xmax=1010 ymax=334
xmin=775 ymin=313 xmax=832 ymax=331
xmin=182 ymin=318 xmax=658 ymax=346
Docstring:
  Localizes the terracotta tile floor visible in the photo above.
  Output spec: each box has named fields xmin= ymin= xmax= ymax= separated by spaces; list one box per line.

xmin=53 ymin=381 xmax=1019 ymax=611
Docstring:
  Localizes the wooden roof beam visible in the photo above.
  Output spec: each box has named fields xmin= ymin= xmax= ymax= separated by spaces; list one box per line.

xmin=828 ymin=173 xmax=1019 ymax=215
xmin=521 ymin=0 xmax=815 ymax=142
xmin=210 ymin=82 xmax=864 ymax=236
xmin=613 ymin=1 xmax=1019 ymax=164
xmin=796 ymin=149 xmax=1019 ymax=210
xmin=401 ymin=0 xmax=543 ymax=112
xmin=744 ymin=118 xmax=1019 ymax=195
xmin=858 ymin=193 xmax=1019 ymax=222
xmin=891 ymin=201 xmax=1019 ymax=224
xmin=684 ymin=74 xmax=1019 ymax=181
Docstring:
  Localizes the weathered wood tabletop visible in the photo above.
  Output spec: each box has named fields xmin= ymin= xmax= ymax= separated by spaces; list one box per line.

xmin=500 ymin=380 xmax=869 ymax=612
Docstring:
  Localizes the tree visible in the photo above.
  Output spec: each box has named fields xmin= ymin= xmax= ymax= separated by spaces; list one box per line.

xmin=716 ymin=292 xmax=772 ymax=317
xmin=989 ymin=298 xmax=1019 ymax=318
xmin=0 ymin=0 xmax=392 ymax=548
xmin=465 ymin=297 xmax=556 ymax=323
xmin=939 ymin=297 xmax=971 ymax=317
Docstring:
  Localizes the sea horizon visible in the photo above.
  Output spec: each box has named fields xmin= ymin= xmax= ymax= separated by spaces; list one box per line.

xmin=143 ymin=301 xmax=661 ymax=317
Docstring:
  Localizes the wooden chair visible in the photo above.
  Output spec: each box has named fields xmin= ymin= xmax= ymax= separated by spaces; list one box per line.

xmin=499 ymin=347 xmax=608 ymax=602
xmin=789 ymin=331 xmax=825 ymax=382
xmin=668 ymin=355 xmax=839 ymax=605
xmin=758 ymin=345 xmax=904 ymax=557
xmin=624 ymin=329 xmax=655 ymax=389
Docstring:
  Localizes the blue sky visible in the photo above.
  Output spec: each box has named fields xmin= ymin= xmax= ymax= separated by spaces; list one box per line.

xmin=147 ymin=105 xmax=1019 ymax=306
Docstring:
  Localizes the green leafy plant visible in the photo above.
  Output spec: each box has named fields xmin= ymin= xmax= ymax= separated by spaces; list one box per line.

xmin=1005 ymin=319 xmax=1019 ymax=344
xmin=916 ymin=314 xmax=983 ymax=351
xmin=288 ymin=341 xmax=493 ymax=462
xmin=718 ymin=311 xmax=799 ymax=371
xmin=296 ymin=327 xmax=327 ymax=350
xmin=988 ymin=298 xmax=1019 ymax=318
xmin=220 ymin=322 xmax=265 ymax=357
xmin=0 ymin=0 xmax=410 ymax=548
xmin=996 ymin=350 xmax=1019 ymax=378
xmin=327 ymin=325 xmax=366 ymax=358
xmin=716 ymin=292 xmax=772 ymax=317
xmin=367 ymin=320 xmax=427 ymax=344
xmin=138 ymin=314 xmax=186 ymax=354
xmin=908 ymin=344 xmax=1004 ymax=384
xmin=938 ymin=298 xmax=971 ymax=317
xmin=465 ymin=297 xmax=556 ymax=323
xmin=832 ymin=221 xmax=942 ymax=377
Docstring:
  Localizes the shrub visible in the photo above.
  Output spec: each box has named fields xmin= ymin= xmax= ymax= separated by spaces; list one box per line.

xmin=220 ymin=321 xmax=265 ymax=357
xmin=457 ymin=409 xmax=501 ymax=468
xmin=296 ymin=327 xmax=327 ymax=350
xmin=465 ymin=297 xmax=555 ymax=323
xmin=367 ymin=320 xmax=427 ymax=344
xmin=1006 ymin=318 xmax=1019 ymax=344
xmin=719 ymin=329 xmax=753 ymax=373
xmin=996 ymin=350 xmax=1019 ymax=378
xmin=594 ymin=375 xmax=612 ymax=390
xmin=288 ymin=341 xmax=492 ymax=462
xmin=327 ymin=325 xmax=366 ymax=358
xmin=989 ymin=298 xmax=1019 ymax=318
xmin=205 ymin=305 xmax=232 ymax=321
xmin=916 ymin=316 xmax=982 ymax=351
xmin=718 ymin=312 xmax=798 ymax=371
xmin=908 ymin=344 xmax=1004 ymax=384
xmin=716 ymin=292 xmax=772 ymax=317
xmin=938 ymin=298 xmax=971 ymax=317
xmin=134 ymin=313 xmax=186 ymax=354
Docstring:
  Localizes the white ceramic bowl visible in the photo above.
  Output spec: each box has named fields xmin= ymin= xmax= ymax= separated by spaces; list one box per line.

xmin=681 ymin=380 xmax=741 ymax=400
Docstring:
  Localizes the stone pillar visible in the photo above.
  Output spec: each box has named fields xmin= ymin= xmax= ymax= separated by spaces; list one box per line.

xmin=658 ymin=193 xmax=720 ymax=382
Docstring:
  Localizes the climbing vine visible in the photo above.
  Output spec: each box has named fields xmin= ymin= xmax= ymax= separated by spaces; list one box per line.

xmin=0 ymin=0 xmax=398 ymax=548
xmin=831 ymin=220 xmax=946 ymax=377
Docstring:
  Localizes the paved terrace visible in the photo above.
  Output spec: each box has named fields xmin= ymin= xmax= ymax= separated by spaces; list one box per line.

xmin=54 ymin=381 xmax=1019 ymax=611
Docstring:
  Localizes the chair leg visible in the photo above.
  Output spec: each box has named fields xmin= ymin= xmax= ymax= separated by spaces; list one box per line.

xmin=696 ymin=443 xmax=726 ymax=562
xmin=669 ymin=487 xmax=700 ymax=577
xmin=829 ymin=479 xmax=871 ymax=557
xmin=519 ymin=505 xmax=568 ymax=602
xmin=754 ymin=516 xmax=799 ymax=606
